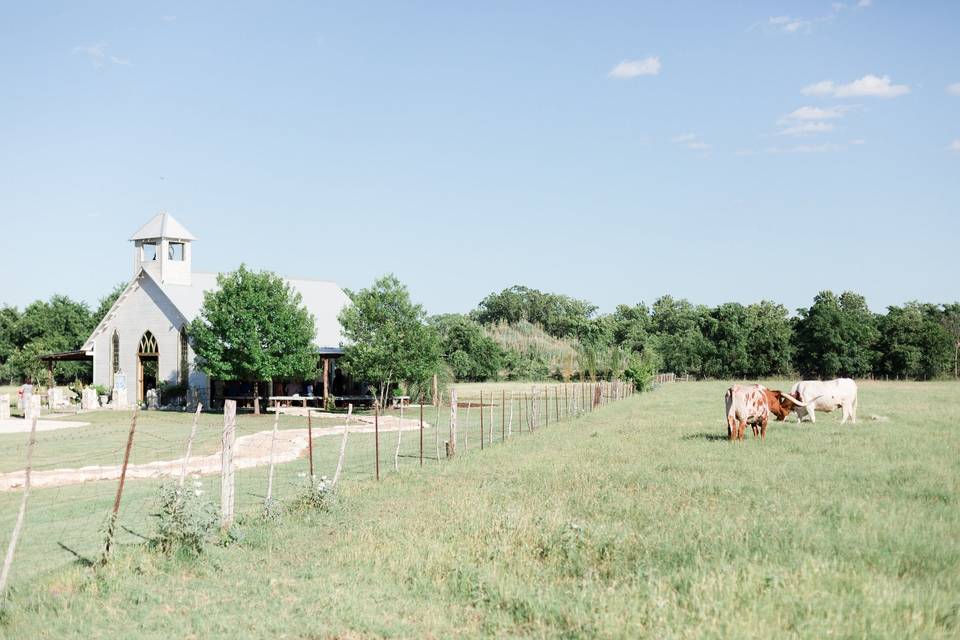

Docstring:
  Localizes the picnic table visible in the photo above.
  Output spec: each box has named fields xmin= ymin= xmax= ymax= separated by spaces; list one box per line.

xmin=269 ymin=395 xmax=317 ymax=409
xmin=390 ymin=395 xmax=411 ymax=409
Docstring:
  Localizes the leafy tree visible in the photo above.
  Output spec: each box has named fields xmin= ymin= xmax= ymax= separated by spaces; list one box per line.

xmin=649 ymin=296 xmax=711 ymax=376
xmin=744 ymin=301 xmax=794 ymax=376
xmin=793 ymin=291 xmax=879 ymax=378
xmin=338 ymin=274 xmax=442 ymax=406
xmin=0 ymin=306 xmax=20 ymax=383
xmin=472 ymin=285 xmax=596 ymax=338
xmin=12 ymin=295 xmax=94 ymax=382
xmin=189 ymin=265 xmax=318 ymax=414
xmin=429 ymin=314 xmax=503 ymax=381
xmin=940 ymin=303 xmax=960 ymax=378
xmin=876 ymin=303 xmax=953 ymax=379
xmin=94 ymin=282 xmax=127 ymax=325
xmin=700 ymin=303 xmax=751 ymax=378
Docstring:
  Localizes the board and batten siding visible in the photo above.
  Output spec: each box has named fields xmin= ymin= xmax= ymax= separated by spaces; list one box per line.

xmin=91 ymin=273 xmax=208 ymax=405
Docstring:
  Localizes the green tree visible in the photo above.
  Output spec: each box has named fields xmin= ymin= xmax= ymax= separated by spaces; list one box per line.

xmin=876 ymin=303 xmax=953 ymax=379
xmin=12 ymin=295 xmax=94 ymax=382
xmin=189 ymin=265 xmax=318 ymax=414
xmin=338 ymin=275 xmax=442 ymax=406
xmin=472 ymin=285 xmax=596 ymax=338
xmin=940 ymin=303 xmax=960 ymax=378
xmin=429 ymin=314 xmax=503 ymax=382
xmin=793 ymin=291 xmax=879 ymax=378
xmin=94 ymin=282 xmax=127 ymax=325
xmin=700 ymin=303 xmax=751 ymax=378
xmin=745 ymin=301 xmax=794 ymax=376
xmin=0 ymin=305 xmax=20 ymax=383
xmin=649 ymin=296 xmax=710 ymax=376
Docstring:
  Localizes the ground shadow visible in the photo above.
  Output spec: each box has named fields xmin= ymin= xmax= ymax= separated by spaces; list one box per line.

xmin=57 ymin=542 xmax=95 ymax=568
xmin=682 ymin=432 xmax=729 ymax=442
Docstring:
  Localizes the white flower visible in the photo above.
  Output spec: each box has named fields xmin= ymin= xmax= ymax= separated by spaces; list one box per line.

xmin=297 ymin=472 xmax=306 ymax=479
xmin=193 ymin=480 xmax=203 ymax=488
xmin=194 ymin=489 xmax=204 ymax=497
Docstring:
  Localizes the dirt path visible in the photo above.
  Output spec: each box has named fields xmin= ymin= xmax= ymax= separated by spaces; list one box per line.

xmin=0 ymin=415 xmax=427 ymax=492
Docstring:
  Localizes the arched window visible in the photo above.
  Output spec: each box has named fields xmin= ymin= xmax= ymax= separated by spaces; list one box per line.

xmin=179 ymin=327 xmax=189 ymax=385
xmin=138 ymin=331 xmax=159 ymax=355
xmin=111 ymin=330 xmax=120 ymax=386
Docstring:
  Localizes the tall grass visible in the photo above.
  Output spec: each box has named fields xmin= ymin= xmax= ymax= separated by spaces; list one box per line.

xmin=1 ymin=380 xmax=958 ymax=638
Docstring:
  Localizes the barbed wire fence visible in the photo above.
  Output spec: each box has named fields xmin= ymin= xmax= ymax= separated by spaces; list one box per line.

xmin=0 ymin=380 xmax=635 ymax=601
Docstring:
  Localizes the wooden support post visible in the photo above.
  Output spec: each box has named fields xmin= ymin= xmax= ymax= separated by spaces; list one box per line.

xmin=104 ymin=408 xmax=138 ymax=559
xmin=375 ymin=403 xmax=380 ymax=480
xmin=220 ymin=400 xmax=236 ymax=528
xmin=307 ymin=405 xmax=314 ymax=478
xmin=332 ymin=404 xmax=352 ymax=488
xmin=435 ymin=392 xmax=442 ymax=462
xmin=394 ymin=402 xmax=403 ymax=472
xmin=555 ymin=387 xmax=560 ymax=422
xmin=501 ymin=390 xmax=506 ymax=441
xmin=489 ymin=398 xmax=493 ymax=447
xmin=479 ymin=390 xmax=484 ymax=450
xmin=447 ymin=389 xmax=457 ymax=458
xmin=322 ymin=357 xmax=330 ymax=409
xmin=266 ymin=401 xmax=280 ymax=501
xmin=179 ymin=403 xmax=203 ymax=487
xmin=0 ymin=416 xmax=38 ymax=603
xmin=432 ymin=373 xmax=439 ymax=407
xmin=545 ymin=388 xmax=549 ymax=427
xmin=464 ymin=401 xmax=471 ymax=452
xmin=419 ymin=395 xmax=424 ymax=467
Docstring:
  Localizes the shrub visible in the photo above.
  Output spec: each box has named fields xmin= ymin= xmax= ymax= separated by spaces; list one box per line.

xmin=288 ymin=474 xmax=331 ymax=513
xmin=151 ymin=478 xmax=218 ymax=556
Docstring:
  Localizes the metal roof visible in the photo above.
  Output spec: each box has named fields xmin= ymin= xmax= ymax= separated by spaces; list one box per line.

xmin=129 ymin=212 xmax=197 ymax=241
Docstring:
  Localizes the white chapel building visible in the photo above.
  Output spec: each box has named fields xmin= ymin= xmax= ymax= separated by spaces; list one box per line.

xmin=80 ymin=213 xmax=350 ymax=407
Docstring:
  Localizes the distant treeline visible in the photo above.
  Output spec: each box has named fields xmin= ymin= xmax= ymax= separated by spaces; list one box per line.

xmin=2 ymin=282 xmax=958 ymax=386
xmin=433 ymin=286 xmax=960 ymax=384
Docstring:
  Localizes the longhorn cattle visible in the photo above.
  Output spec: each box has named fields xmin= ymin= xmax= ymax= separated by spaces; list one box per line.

xmin=789 ymin=378 xmax=858 ymax=424
xmin=725 ymin=384 xmax=815 ymax=440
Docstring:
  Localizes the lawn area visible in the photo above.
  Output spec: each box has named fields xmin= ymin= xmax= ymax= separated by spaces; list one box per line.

xmin=1 ymin=379 xmax=958 ymax=638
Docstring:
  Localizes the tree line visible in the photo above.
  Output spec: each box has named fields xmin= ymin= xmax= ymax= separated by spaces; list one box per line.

xmin=1 ymin=274 xmax=957 ymax=392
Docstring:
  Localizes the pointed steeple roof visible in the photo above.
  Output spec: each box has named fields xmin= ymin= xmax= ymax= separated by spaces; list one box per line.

xmin=129 ymin=212 xmax=197 ymax=241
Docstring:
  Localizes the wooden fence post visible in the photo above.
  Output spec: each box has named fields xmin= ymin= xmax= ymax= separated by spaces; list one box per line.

xmin=266 ymin=401 xmax=280 ymax=501
xmin=103 ymin=408 xmax=139 ymax=559
xmin=479 ymin=390 xmax=484 ymax=450
xmin=464 ymin=400 xmax=471 ymax=451
xmin=322 ymin=358 xmax=330 ymax=409
xmin=0 ymin=416 xmax=38 ymax=604
xmin=394 ymin=402 xmax=403 ymax=472
xmin=489 ymin=398 xmax=493 ymax=447
xmin=332 ymin=404 xmax=352 ymax=488
xmin=307 ymin=405 xmax=315 ymax=478
xmin=419 ymin=395 xmax=424 ymax=467
xmin=501 ymin=390 xmax=506 ymax=441
xmin=179 ymin=403 xmax=203 ymax=487
xmin=447 ymin=389 xmax=457 ymax=458
xmin=375 ymin=402 xmax=380 ymax=480
xmin=435 ymin=392 xmax=442 ymax=462
xmin=220 ymin=400 xmax=236 ymax=529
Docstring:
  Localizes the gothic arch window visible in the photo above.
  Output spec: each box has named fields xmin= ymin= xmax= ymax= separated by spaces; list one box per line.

xmin=138 ymin=331 xmax=159 ymax=355
xmin=111 ymin=330 xmax=120 ymax=386
xmin=179 ymin=326 xmax=189 ymax=385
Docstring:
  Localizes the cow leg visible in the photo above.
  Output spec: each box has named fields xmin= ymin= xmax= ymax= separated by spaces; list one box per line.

xmin=760 ymin=415 xmax=768 ymax=440
xmin=727 ymin=416 xmax=736 ymax=441
xmin=739 ymin=421 xmax=747 ymax=440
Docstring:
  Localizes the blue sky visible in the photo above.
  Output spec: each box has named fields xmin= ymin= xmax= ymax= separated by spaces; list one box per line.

xmin=1 ymin=1 xmax=958 ymax=316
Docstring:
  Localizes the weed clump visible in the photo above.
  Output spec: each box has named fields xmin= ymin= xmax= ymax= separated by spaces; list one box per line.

xmin=150 ymin=477 xmax=218 ymax=556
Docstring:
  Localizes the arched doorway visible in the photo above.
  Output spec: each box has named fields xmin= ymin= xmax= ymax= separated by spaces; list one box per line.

xmin=137 ymin=331 xmax=159 ymax=403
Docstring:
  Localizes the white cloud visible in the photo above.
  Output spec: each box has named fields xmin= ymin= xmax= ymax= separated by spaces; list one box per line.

xmin=672 ymin=132 xmax=710 ymax=151
xmin=73 ymin=42 xmax=131 ymax=67
xmin=778 ymin=121 xmax=836 ymax=137
xmin=608 ymin=56 xmax=661 ymax=78
xmin=947 ymin=83 xmax=960 ymax=96
xmin=802 ymin=74 xmax=909 ymax=98
xmin=952 ymin=140 xmax=960 ymax=152
xmin=857 ymin=0 xmax=872 ymax=7
xmin=782 ymin=105 xmax=854 ymax=120
xmin=769 ymin=15 xmax=808 ymax=32
xmin=767 ymin=143 xmax=845 ymax=154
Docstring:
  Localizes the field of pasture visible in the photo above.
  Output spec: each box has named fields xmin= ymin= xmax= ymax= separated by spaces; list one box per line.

xmin=1 ymin=379 xmax=958 ymax=638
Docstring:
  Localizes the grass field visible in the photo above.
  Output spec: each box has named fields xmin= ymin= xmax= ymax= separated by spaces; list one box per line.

xmin=1 ymin=379 xmax=959 ymax=638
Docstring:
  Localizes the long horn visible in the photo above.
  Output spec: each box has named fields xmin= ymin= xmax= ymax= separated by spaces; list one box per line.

xmin=782 ymin=393 xmax=820 ymax=408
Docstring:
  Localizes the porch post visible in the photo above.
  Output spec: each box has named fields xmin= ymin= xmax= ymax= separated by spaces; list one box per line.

xmin=322 ymin=357 xmax=330 ymax=408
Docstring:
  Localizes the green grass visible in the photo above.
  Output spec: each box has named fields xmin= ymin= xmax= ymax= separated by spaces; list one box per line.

xmin=1 ymin=380 xmax=959 ymax=638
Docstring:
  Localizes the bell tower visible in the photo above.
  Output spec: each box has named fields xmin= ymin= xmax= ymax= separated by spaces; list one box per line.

xmin=130 ymin=212 xmax=196 ymax=286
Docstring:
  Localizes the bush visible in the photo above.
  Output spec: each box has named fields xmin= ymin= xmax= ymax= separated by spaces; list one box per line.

xmin=288 ymin=474 xmax=331 ymax=513
xmin=151 ymin=478 xmax=218 ymax=556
